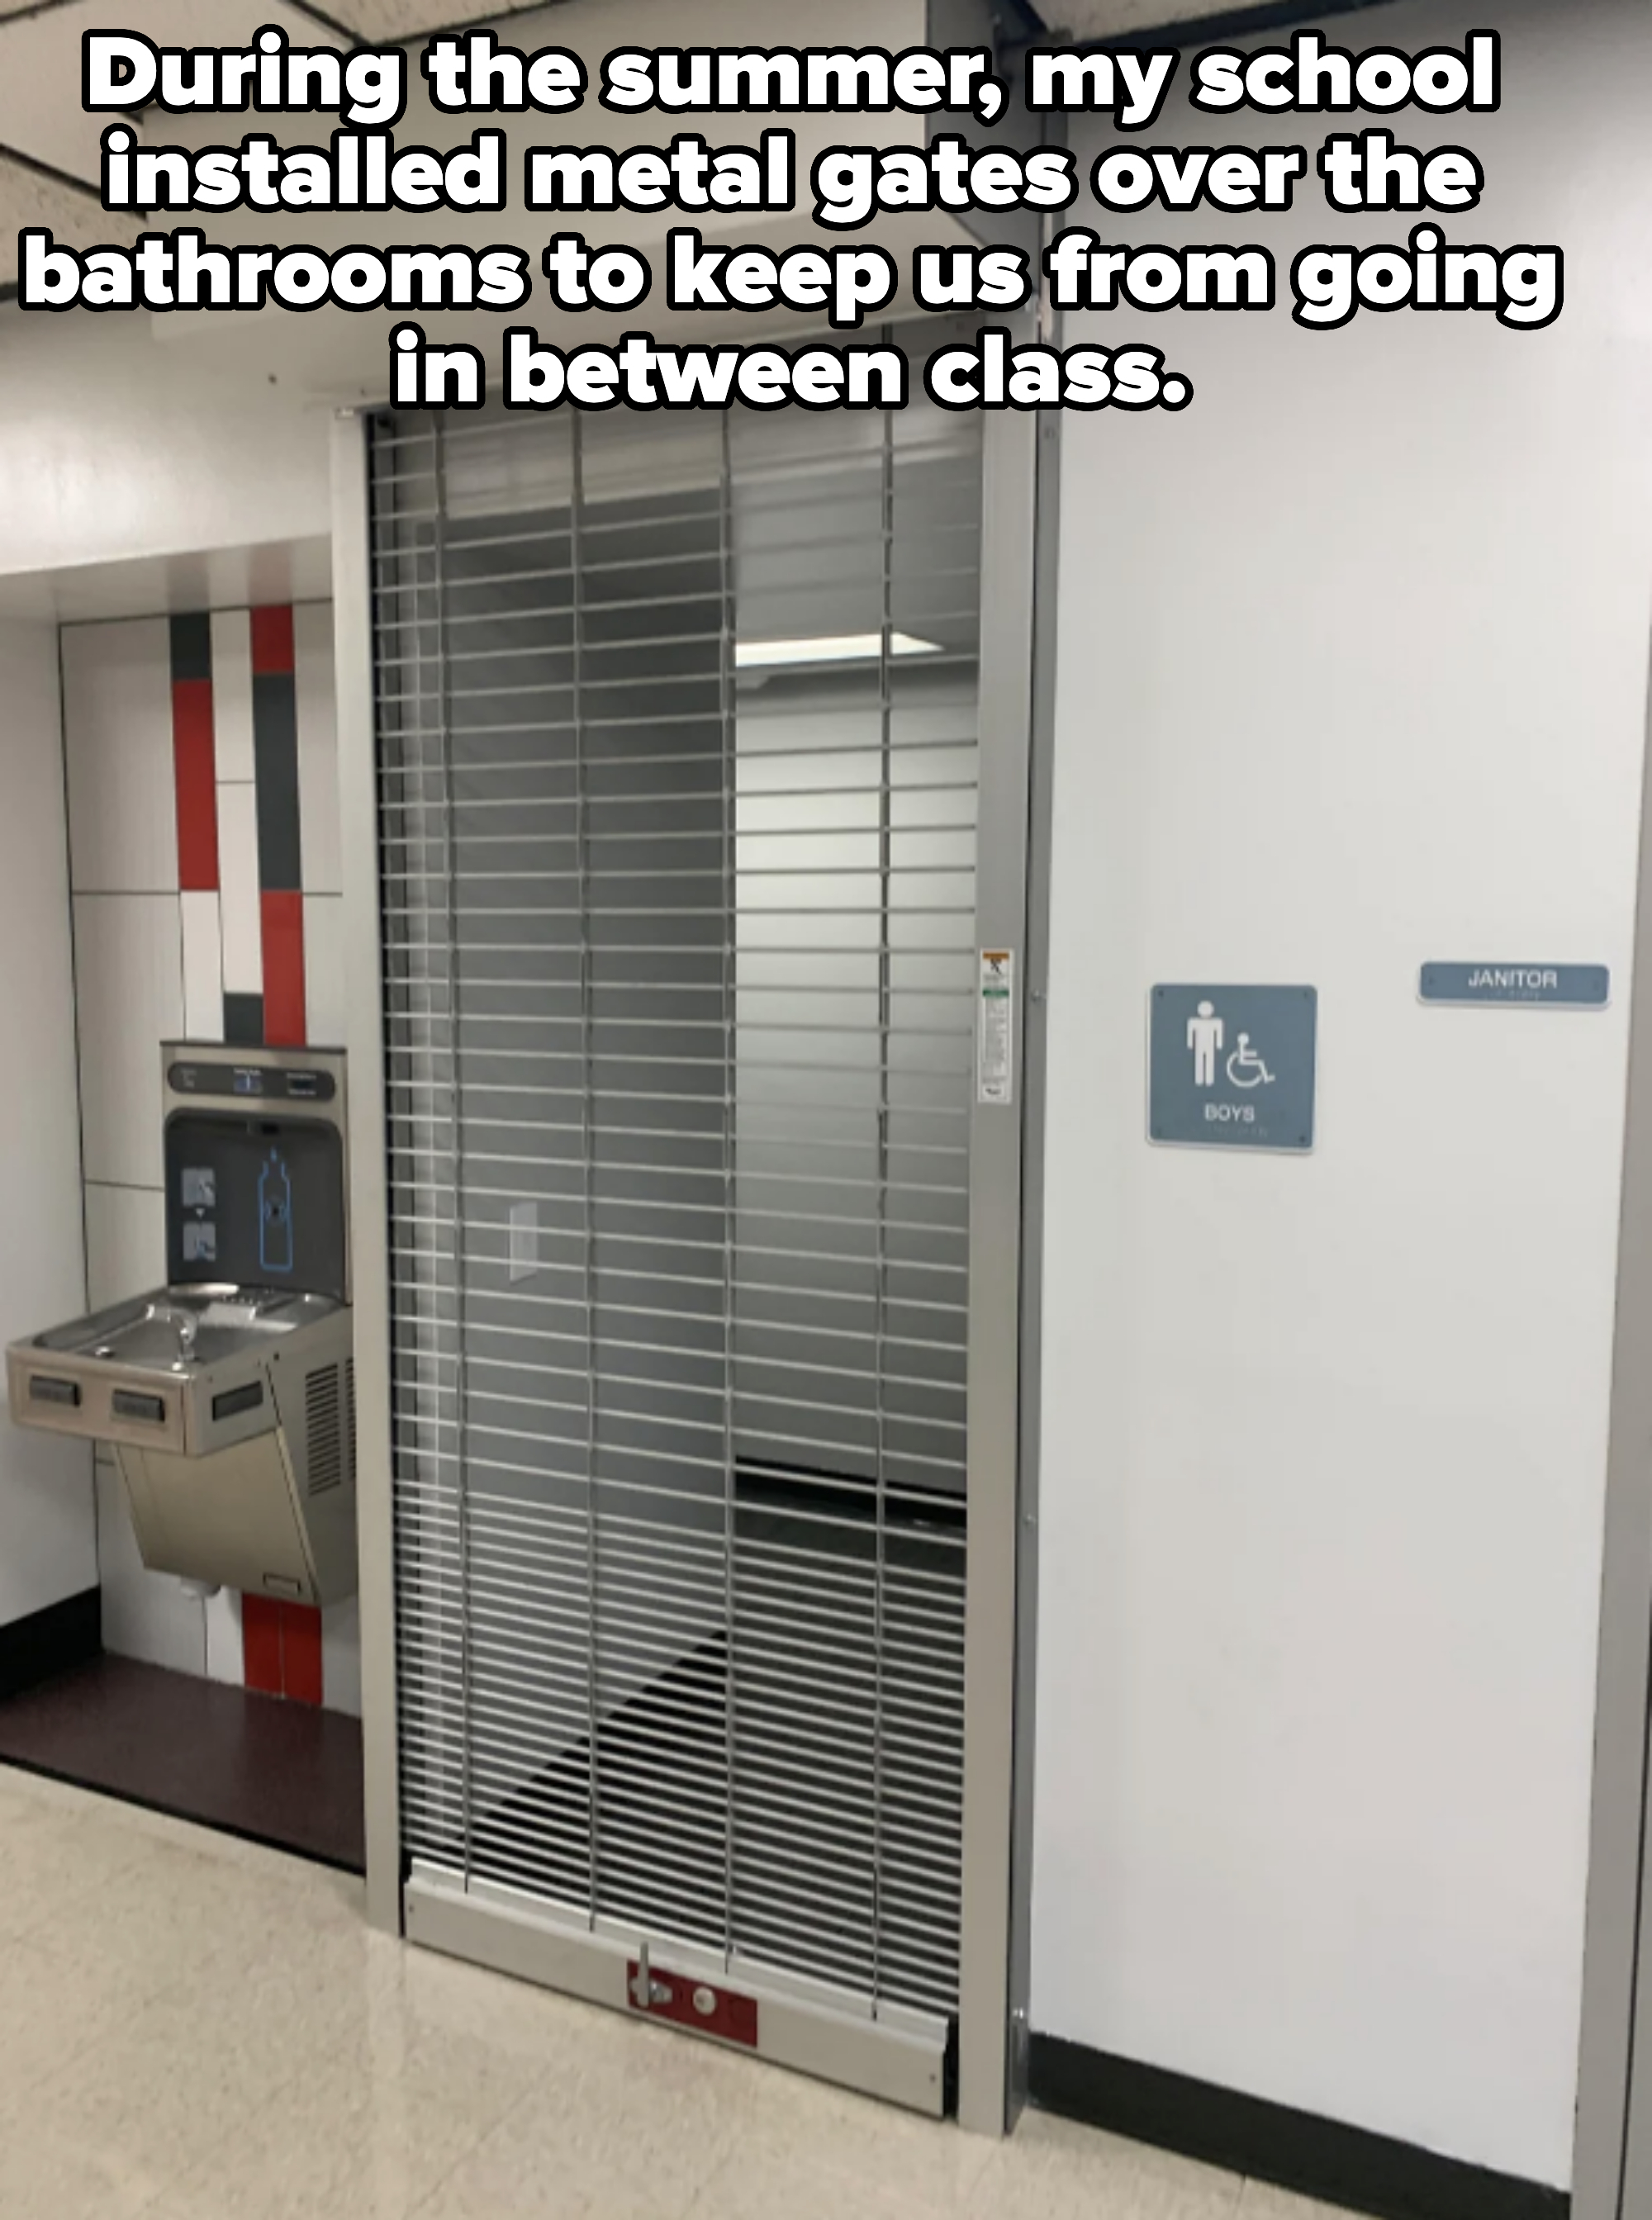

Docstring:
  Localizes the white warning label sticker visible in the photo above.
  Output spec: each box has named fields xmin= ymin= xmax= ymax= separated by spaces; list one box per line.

xmin=979 ymin=949 xmax=1015 ymax=1107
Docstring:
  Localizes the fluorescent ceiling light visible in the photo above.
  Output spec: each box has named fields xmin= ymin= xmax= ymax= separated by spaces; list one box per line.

xmin=736 ymin=632 xmax=942 ymax=670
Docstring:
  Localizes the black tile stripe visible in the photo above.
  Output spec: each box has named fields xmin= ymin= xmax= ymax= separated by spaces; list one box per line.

xmin=169 ymin=611 xmax=212 ymax=685
xmin=224 ymin=994 xmax=265 ymax=1049
xmin=253 ymin=672 xmax=303 ymax=893
xmin=1028 ymin=2035 xmax=1569 ymax=2220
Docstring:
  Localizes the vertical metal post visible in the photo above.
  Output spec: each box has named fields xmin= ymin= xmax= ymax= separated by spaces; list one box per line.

xmin=1007 ymin=405 xmax=1063 ymax=2122
xmin=425 ymin=422 xmax=476 ymax=1891
xmin=333 ymin=406 xmax=404 ymax=1935
xmin=571 ymin=418 xmax=603 ymax=1930
xmin=871 ymin=396 xmax=897 ymax=2005
xmin=718 ymin=409 xmax=740 ymax=1966
xmin=1575 ymin=625 xmax=1652 ymax=2220
xmin=957 ymin=386 xmax=1041 ymax=2136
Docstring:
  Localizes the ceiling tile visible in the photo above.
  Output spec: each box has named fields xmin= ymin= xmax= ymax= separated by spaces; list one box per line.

xmin=1041 ymin=0 xmax=1387 ymax=35
xmin=306 ymin=0 xmax=566 ymax=35
xmin=1041 ymin=1 xmax=1247 ymax=31
xmin=0 ymin=158 xmax=139 ymax=287
xmin=0 ymin=0 xmax=327 ymax=181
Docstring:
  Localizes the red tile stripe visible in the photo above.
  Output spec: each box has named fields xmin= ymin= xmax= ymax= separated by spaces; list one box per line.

xmin=242 ymin=1596 xmax=283 ymax=1696
xmin=282 ymin=1606 xmax=325 ymax=1708
xmin=251 ymin=604 xmax=295 ymax=676
xmin=243 ymin=605 xmax=323 ymax=1705
xmin=260 ymin=889 xmax=307 ymax=1050
xmin=172 ymin=677 xmax=219 ymax=893
xmin=251 ymin=883 xmax=311 ymax=1690
xmin=242 ymin=1597 xmax=325 ymax=1705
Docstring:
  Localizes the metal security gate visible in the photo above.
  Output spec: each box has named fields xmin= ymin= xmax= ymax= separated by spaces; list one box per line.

xmin=368 ymin=351 xmax=994 ymax=2101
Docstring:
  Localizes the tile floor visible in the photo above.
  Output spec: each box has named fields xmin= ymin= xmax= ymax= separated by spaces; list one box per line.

xmin=0 ymin=1762 xmax=1353 ymax=2220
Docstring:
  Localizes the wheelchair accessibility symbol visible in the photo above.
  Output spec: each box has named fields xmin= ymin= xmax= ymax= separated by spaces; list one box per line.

xmin=1227 ymin=1034 xmax=1275 ymax=1089
xmin=1186 ymin=1002 xmax=1276 ymax=1091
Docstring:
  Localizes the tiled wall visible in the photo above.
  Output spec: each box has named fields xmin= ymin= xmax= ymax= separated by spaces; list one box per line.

xmin=59 ymin=605 xmax=359 ymax=1715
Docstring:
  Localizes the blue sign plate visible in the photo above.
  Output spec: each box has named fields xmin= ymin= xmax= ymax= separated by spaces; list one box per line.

xmin=1150 ymin=985 xmax=1317 ymax=1153
xmin=1420 ymin=964 xmax=1609 ymax=1008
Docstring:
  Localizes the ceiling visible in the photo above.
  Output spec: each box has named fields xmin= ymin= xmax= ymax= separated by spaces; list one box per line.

xmin=1043 ymin=0 xmax=1268 ymax=30
xmin=1043 ymin=0 xmax=1388 ymax=32
xmin=0 ymin=0 xmax=955 ymax=391
xmin=0 ymin=0 xmax=573 ymax=251
xmin=294 ymin=0 xmax=563 ymax=31
xmin=0 ymin=0 xmax=1391 ymax=299
xmin=0 ymin=0 xmax=558 ymax=35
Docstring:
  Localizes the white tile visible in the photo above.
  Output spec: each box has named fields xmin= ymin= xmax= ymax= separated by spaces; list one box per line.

xmin=166 ymin=1971 xmax=550 ymax=2220
xmin=219 ymin=781 xmax=263 ymax=996
xmin=0 ymin=1932 xmax=156 ymax=2096
xmin=322 ymin=1594 xmax=363 ymax=1716
xmin=204 ymin=1586 xmax=244 ymax=1685
xmin=72 ymin=893 xmax=183 ymax=1189
xmin=673 ymin=2068 xmax=996 ymax=2220
xmin=0 ymin=2109 xmax=162 ymax=2220
xmin=11 ymin=1975 xmax=310 ymax=2194
xmin=306 ymin=893 xmax=346 ymax=1048
xmin=0 ymin=1753 xmax=171 ymax=1947
xmin=83 ymin=1182 xmax=165 ymax=1310
xmin=59 ymin=617 xmax=177 ymax=894
xmin=417 ymin=2015 xmax=751 ymax=2220
xmin=296 ymin=600 xmax=342 ymax=894
xmin=211 ymin=607 xmax=255 ymax=784
xmin=95 ymin=1459 xmax=207 ymax=1677
xmin=180 ymin=888 xmax=225 ymax=1044
xmin=967 ymin=2113 xmax=1246 ymax=2220
xmin=0 ymin=1761 xmax=1281 ymax=2220
xmin=0 ymin=1427 xmax=96 ymax=1630
xmin=1239 ymin=2186 xmax=1355 ymax=2219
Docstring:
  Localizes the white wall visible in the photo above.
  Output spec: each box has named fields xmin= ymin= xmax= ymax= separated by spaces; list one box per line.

xmin=138 ymin=0 xmax=938 ymax=405
xmin=0 ymin=617 xmax=97 ymax=1624
xmin=1032 ymin=0 xmax=1652 ymax=2189
xmin=0 ymin=309 xmax=330 ymax=579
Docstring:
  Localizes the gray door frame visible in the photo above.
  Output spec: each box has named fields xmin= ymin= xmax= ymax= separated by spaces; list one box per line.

xmin=957 ymin=390 xmax=1045 ymax=2136
xmin=332 ymin=406 xmax=404 ymax=1936
xmin=1575 ymin=635 xmax=1652 ymax=2220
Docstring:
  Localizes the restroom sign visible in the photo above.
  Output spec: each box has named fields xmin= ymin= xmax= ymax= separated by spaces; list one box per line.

xmin=1150 ymin=984 xmax=1317 ymax=1152
xmin=1420 ymin=963 xmax=1609 ymax=1008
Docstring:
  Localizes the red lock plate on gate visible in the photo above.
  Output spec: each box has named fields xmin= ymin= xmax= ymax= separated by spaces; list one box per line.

xmin=627 ymin=1961 xmax=759 ymax=2049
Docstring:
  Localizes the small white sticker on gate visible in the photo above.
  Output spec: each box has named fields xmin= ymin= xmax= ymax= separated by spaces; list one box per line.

xmin=979 ymin=949 xmax=1015 ymax=1107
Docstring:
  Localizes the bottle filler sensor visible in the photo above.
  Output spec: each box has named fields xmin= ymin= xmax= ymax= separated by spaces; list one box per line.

xmin=6 ymin=1045 xmax=358 ymax=1606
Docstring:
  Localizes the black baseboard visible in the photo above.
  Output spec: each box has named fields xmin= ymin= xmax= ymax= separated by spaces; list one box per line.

xmin=1029 ymin=2034 xmax=1569 ymax=2220
xmin=0 ymin=1588 xmax=101 ymax=1704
